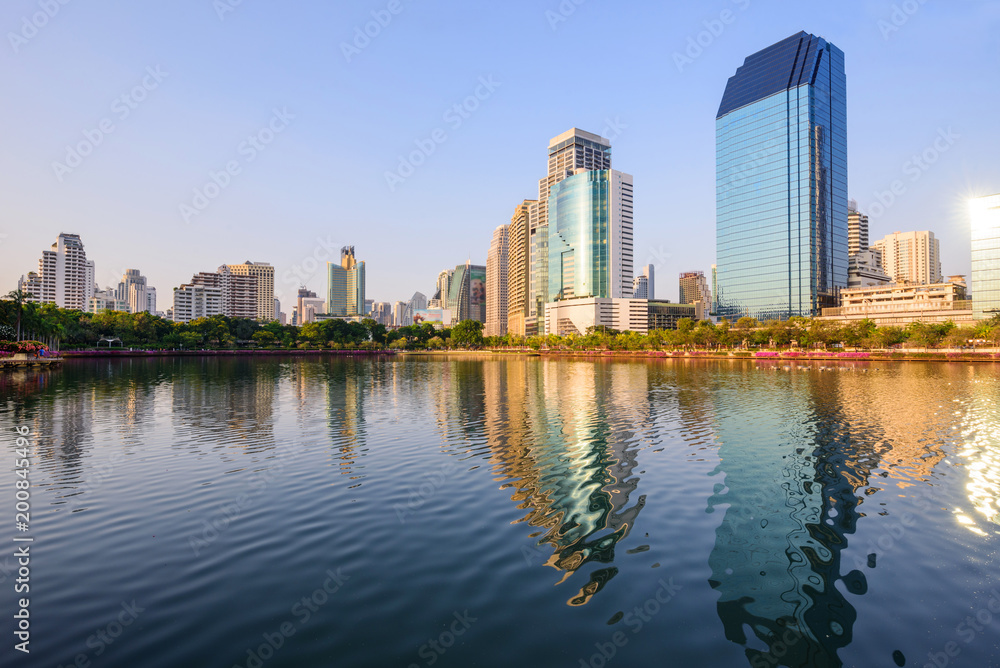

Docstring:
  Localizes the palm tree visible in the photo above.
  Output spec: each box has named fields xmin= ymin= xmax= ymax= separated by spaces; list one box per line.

xmin=5 ymin=289 xmax=34 ymax=342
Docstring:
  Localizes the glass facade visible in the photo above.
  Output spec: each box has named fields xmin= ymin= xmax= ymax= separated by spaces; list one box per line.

xmin=447 ymin=262 xmax=487 ymax=323
xmin=548 ymin=171 xmax=612 ymax=302
xmin=971 ymin=194 xmax=1000 ymax=320
xmin=529 ymin=225 xmax=548 ymax=334
xmin=716 ymin=32 xmax=848 ymax=321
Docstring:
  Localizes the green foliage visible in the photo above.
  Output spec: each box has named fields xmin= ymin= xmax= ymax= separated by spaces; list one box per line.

xmin=451 ymin=320 xmax=484 ymax=348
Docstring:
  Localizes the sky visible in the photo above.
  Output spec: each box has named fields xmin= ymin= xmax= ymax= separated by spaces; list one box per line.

xmin=1 ymin=0 xmax=998 ymax=310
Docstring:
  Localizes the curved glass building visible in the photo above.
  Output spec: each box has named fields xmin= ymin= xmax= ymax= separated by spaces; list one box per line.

xmin=716 ymin=32 xmax=848 ymax=320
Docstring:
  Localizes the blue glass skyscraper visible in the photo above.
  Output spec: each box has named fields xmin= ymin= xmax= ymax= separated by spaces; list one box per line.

xmin=716 ymin=32 xmax=848 ymax=320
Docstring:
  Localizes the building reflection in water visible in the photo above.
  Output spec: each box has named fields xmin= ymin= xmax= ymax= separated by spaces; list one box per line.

xmin=707 ymin=367 xmax=883 ymax=668
xmin=956 ymin=372 xmax=1000 ymax=536
xmin=483 ymin=358 xmax=647 ymax=606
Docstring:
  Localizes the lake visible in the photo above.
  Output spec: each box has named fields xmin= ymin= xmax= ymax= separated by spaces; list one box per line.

xmin=1 ymin=355 xmax=999 ymax=667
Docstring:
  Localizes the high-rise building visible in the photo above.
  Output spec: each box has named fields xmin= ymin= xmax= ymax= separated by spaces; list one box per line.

xmin=191 ymin=266 xmax=257 ymax=319
xmin=84 ymin=260 xmax=96 ymax=305
xmin=632 ymin=265 xmax=654 ymax=300
xmin=391 ymin=301 xmax=408 ymax=327
xmin=172 ymin=284 xmax=224 ymax=323
xmin=447 ymin=261 xmax=487 ymax=323
xmin=548 ymin=169 xmax=634 ymax=302
xmin=364 ymin=299 xmax=374 ymax=316
xmin=146 ymin=287 xmax=157 ymax=315
xmin=711 ymin=265 xmax=718 ymax=314
xmin=506 ymin=200 xmax=536 ymax=337
xmin=716 ymin=32 xmax=848 ymax=320
xmin=295 ymin=288 xmax=318 ymax=325
xmin=679 ymin=271 xmax=711 ymax=307
xmin=530 ymin=128 xmax=613 ymax=335
xmin=372 ymin=302 xmax=392 ymax=327
xmin=848 ymin=200 xmax=869 ymax=257
xmin=225 ymin=261 xmax=275 ymax=321
xmin=486 ymin=224 xmax=510 ymax=337
xmin=22 ymin=233 xmax=90 ymax=309
xmin=871 ymin=231 xmax=942 ymax=285
xmin=434 ymin=269 xmax=454 ymax=305
xmin=971 ymin=194 xmax=1000 ymax=320
xmin=327 ymin=247 xmax=366 ymax=317
xmin=116 ymin=269 xmax=155 ymax=314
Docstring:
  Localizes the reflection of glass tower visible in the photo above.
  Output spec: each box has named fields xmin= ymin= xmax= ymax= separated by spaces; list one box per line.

xmin=483 ymin=359 xmax=646 ymax=606
xmin=971 ymin=194 xmax=1000 ymax=319
xmin=707 ymin=371 xmax=876 ymax=667
xmin=716 ymin=32 xmax=848 ymax=320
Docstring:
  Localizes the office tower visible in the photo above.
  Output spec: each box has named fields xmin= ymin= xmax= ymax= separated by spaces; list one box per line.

xmin=447 ymin=261 xmax=487 ymax=323
xmin=848 ymin=200 xmax=869 ymax=257
xmin=507 ymin=200 xmax=537 ymax=337
xmin=531 ymin=128 xmax=613 ymax=334
xmin=191 ymin=266 xmax=257 ymax=318
xmin=971 ymin=194 xmax=1000 ymax=320
xmin=364 ymin=299 xmax=374 ymax=316
xmin=548 ymin=170 xmax=634 ymax=301
xmin=434 ymin=269 xmax=453 ymax=304
xmin=225 ymin=261 xmax=275 ymax=321
xmin=486 ymin=224 xmax=510 ymax=337
xmin=871 ymin=231 xmax=942 ymax=285
xmin=172 ymin=284 xmax=223 ymax=323
xmin=23 ymin=233 xmax=90 ymax=309
xmin=632 ymin=265 xmax=654 ymax=300
xmin=716 ymin=32 xmax=848 ymax=320
xmin=403 ymin=292 xmax=428 ymax=326
xmin=679 ymin=271 xmax=711 ymax=306
xmin=327 ymin=247 xmax=366 ymax=317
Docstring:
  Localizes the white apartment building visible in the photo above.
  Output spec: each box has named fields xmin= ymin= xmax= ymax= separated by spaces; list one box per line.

xmin=871 ymin=231 xmax=942 ymax=285
xmin=21 ymin=233 xmax=90 ymax=310
xmin=172 ymin=284 xmax=224 ymax=323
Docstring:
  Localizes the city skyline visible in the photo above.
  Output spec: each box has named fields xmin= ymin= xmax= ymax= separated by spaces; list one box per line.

xmin=1 ymin=2 xmax=998 ymax=307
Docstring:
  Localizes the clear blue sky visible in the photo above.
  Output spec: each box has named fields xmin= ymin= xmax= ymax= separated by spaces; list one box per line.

xmin=1 ymin=0 xmax=998 ymax=309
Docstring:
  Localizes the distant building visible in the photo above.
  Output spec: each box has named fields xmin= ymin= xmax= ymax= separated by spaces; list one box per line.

xmin=971 ymin=194 xmax=1000 ymax=320
xmin=678 ymin=271 xmax=710 ymax=307
xmin=486 ymin=224 xmax=510 ymax=337
xmin=225 ymin=261 xmax=275 ymax=321
xmin=544 ymin=297 xmax=704 ymax=335
xmin=711 ymin=264 xmax=718 ymax=315
xmin=371 ymin=302 xmax=392 ymax=327
xmin=649 ymin=301 xmax=704 ymax=330
xmin=447 ymin=261 xmax=486 ymax=323
xmin=847 ymin=250 xmax=891 ymax=288
xmin=818 ymin=277 xmax=972 ymax=327
xmin=88 ymin=288 xmax=127 ymax=314
xmin=327 ymin=247 xmax=365 ymax=318
xmin=506 ymin=200 xmax=536 ymax=337
xmin=632 ymin=265 xmax=655 ymax=300
xmin=364 ymin=299 xmax=374 ymax=316
xmin=871 ymin=231 xmax=942 ymax=285
xmin=116 ymin=269 xmax=156 ymax=314
xmin=848 ymin=200 xmax=869 ymax=257
xmin=391 ymin=301 xmax=408 ymax=327
xmin=172 ymin=284 xmax=224 ymax=323
xmin=145 ymin=287 xmax=157 ymax=315
xmin=191 ymin=266 xmax=258 ymax=319
xmin=21 ymin=233 xmax=90 ymax=310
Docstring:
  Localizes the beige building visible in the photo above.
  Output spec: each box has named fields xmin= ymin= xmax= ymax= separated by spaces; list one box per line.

xmin=871 ymin=231 xmax=942 ymax=285
xmin=225 ymin=261 xmax=275 ymax=321
xmin=191 ymin=266 xmax=258 ymax=319
xmin=819 ymin=277 xmax=972 ymax=326
xmin=506 ymin=199 xmax=536 ymax=337
xmin=485 ymin=223 xmax=509 ymax=337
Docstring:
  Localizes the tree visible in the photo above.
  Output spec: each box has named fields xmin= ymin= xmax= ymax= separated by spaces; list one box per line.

xmin=451 ymin=320 xmax=484 ymax=348
xmin=4 ymin=289 xmax=34 ymax=341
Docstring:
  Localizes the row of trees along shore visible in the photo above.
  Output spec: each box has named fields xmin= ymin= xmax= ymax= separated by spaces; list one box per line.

xmin=3 ymin=292 xmax=1000 ymax=352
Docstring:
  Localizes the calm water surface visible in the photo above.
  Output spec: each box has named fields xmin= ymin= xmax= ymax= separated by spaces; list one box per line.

xmin=2 ymin=356 xmax=1000 ymax=667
